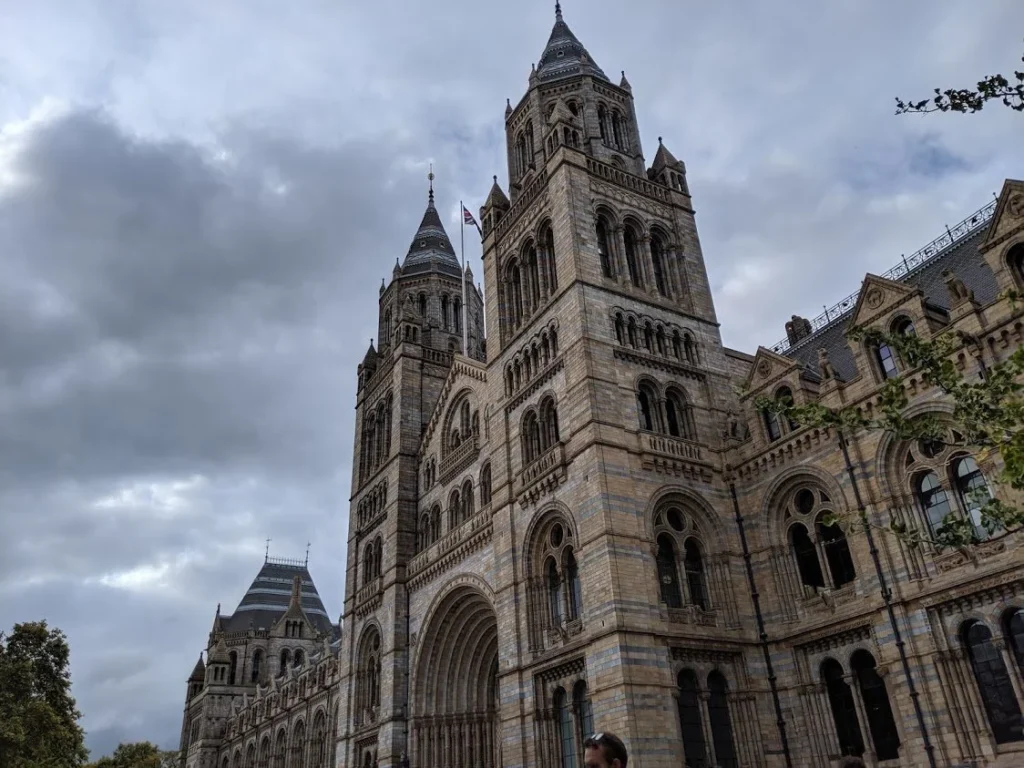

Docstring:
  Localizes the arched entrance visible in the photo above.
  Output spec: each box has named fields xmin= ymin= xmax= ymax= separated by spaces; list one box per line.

xmin=411 ymin=585 xmax=500 ymax=767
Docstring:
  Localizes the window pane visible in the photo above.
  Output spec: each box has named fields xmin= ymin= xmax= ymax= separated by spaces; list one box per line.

xmin=817 ymin=516 xmax=856 ymax=587
xmin=790 ymin=524 xmax=825 ymax=588
xmin=657 ymin=535 xmax=684 ymax=609
xmin=966 ymin=623 xmax=1024 ymax=744
xmin=677 ymin=670 xmax=708 ymax=768
xmin=684 ymin=540 xmax=709 ymax=610
xmin=556 ymin=689 xmax=576 ymax=768
xmin=852 ymin=651 xmax=901 ymax=760
xmin=916 ymin=472 xmax=953 ymax=534
xmin=708 ymin=673 xmax=738 ymax=768
xmin=822 ymin=659 xmax=865 ymax=756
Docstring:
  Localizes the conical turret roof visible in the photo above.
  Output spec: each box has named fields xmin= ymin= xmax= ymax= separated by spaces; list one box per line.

xmin=189 ymin=654 xmax=206 ymax=682
xmin=402 ymin=188 xmax=462 ymax=277
xmin=536 ymin=4 xmax=608 ymax=83
xmin=651 ymin=137 xmax=681 ymax=171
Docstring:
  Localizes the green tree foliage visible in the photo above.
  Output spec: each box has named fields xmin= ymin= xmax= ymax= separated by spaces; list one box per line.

xmin=756 ymin=323 xmax=1024 ymax=549
xmin=86 ymin=742 xmax=179 ymax=768
xmin=0 ymin=621 xmax=89 ymax=768
xmin=896 ymin=43 xmax=1024 ymax=114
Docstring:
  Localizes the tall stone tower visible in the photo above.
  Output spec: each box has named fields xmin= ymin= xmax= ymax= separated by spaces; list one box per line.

xmin=336 ymin=5 xmax=745 ymax=767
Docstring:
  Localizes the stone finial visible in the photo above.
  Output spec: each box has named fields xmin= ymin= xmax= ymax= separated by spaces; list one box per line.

xmin=785 ymin=314 xmax=813 ymax=345
xmin=818 ymin=348 xmax=837 ymax=381
xmin=942 ymin=269 xmax=974 ymax=306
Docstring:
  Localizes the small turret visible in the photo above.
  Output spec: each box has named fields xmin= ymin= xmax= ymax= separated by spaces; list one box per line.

xmin=188 ymin=654 xmax=205 ymax=699
xmin=620 ymin=70 xmax=632 ymax=90
xmin=648 ymin=137 xmax=688 ymax=193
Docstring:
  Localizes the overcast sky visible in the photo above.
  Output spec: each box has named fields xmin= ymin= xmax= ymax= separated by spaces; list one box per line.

xmin=1 ymin=0 xmax=1021 ymax=757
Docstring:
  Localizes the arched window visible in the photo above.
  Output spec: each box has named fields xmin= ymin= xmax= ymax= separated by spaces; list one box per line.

xmin=525 ymin=243 xmax=541 ymax=311
xmin=547 ymin=557 xmax=564 ymax=626
xmin=540 ymin=397 xmax=560 ymax=451
xmin=363 ymin=543 xmax=374 ymax=586
xmin=554 ymin=687 xmax=576 ymax=768
xmin=964 ymin=621 xmax=1024 ymax=743
xmin=611 ymin=111 xmax=624 ymax=149
xmin=915 ymin=470 xmax=953 ymax=535
xmin=453 ymin=297 xmax=462 ymax=333
xmin=258 ymin=738 xmax=271 ymax=768
xmin=294 ymin=649 xmax=304 ymax=668
xmin=665 ymin=388 xmax=696 ymax=440
xmin=359 ymin=629 xmax=382 ymax=720
xmin=1009 ymin=243 xmax=1024 ymax=286
xmin=440 ymin=294 xmax=450 ymax=330
xmin=875 ymin=341 xmax=899 ymax=380
xmin=506 ymin=260 xmax=523 ymax=329
xmin=430 ymin=505 xmax=441 ymax=544
xmin=656 ymin=534 xmax=684 ymax=609
xmin=656 ymin=327 xmax=666 ymax=355
xmin=228 ymin=651 xmax=237 ymax=685
xmin=708 ymin=672 xmax=738 ymax=768
xmin=565 ymin=550 xmax=582 ymax=621
xmin=596 ymin=220 xmax=614 ymax=278
xmin=522 ymin=411 xmax=541 ymax=464
xmin=623 ymin=226 xmax=642 ymax=287
xmin=677 ymin=670 xmax=708 ymax=767
xmin=763 ymin=406 xmax=782 ymax=443
xmin=892 ymin=316 xmax=916 ymax=337
xmin=280 ymin=649 xmax=291 ymax=672
xmin=574 ymin=681 xmax=595 ymax=752
xmin=822 ymin=658 xmax=865 ymax=757
xmin=683 ymin=539 xmax=709 ymax=610
xmin=651 ymin=235 xmax=669 ymax=296
xmin=290 ymin=722 xmax=305 ymax=768
xmin=790 ymin=523 xmax=825 ymax=588
xmin=643 ymin=322 xmax=654 ymax=351
xmin=1007 ymin=609 xmax=1024 ymax=672
xmin=627 ymin=317 xmax=638 ymax=347
xmin=672 ymin=331 xmax=682 ymax=359
xmin=251 ymin=650 xmax=264 ymax=683
xmin=954 ymin=456 xmax=991 ymax=538
xmin=775 ymin=386 xmax=798 ymax=432
xmin=448 ymin=489 xmax=462 ymax=529
xmin=419 ymin=293 xmax=427 ymax=316
xmin=480 ymin=463 xmax=492 ymax=506
xmin=817 ymin=514 xmax=856 ymax=587
xmin=684 ymin=334 xmax=696 ymax=364
xmin=614 ymin=313 xmax=625 ymax=344
xmin=543 ymin=223 xmax=557 ymax=292
xmin=851 ymin=650 xmax=901 ymax=760
xmin=637 ymin=381 xmax=658 ymax=432
xmin=597 ymin=104 xmax=607 ymax=142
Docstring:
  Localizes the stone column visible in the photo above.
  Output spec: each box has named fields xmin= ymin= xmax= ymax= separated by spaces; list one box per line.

xmin=847 ymin=672 xmax=875 ymax=763
xmin=816 ymin=682 xmax=842 ymax=757
xmin=700 ymin=691 xmax=718 ymax=767
xmin=950 ymin=648 xmax=991 ymax=755
xmin=935 ymin=650 xmax=975 ymax=760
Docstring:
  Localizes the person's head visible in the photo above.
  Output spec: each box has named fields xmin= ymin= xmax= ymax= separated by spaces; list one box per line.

xmin=583 ymin=731 xmax=628 ymax=768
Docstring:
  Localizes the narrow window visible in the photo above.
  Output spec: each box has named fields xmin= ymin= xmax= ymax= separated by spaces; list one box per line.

xmin=597 ymin=221 xmax=613 ymax=278
xmin=614 ymin=313 xmax=625 ymax=344
xmin=419 ymin=293 xmax=427 ymax=317
xmin=672 ymin=331 xmax=682 ymax=359
xmin=566 ymin=550 xmax=582 ymax=620
xmin=547 ymin=557 xmax=564 ymax=625
xmin=627 ymin=318 xmax=638 ymax=347
xmin=817 ymin=514 xmax=856 ymax=587
xmin=1007 ymin=609 xmax=1024 ymax=672
xmin=544 ymin=224 xmax=557 ymax=291
xmin=955 ymin=456 xmax=992 ymax=538
xmin=851 ymin=651 xmax=901 ymax=760
xmin=228 ymin=651 xmax=237 ymax=685
xmin=775 ymin=386 xmax=798 ymax=432
xmin=876 ymin=342 xmax=899 ymax=379
xmin=637 ymin=385 xmax=656 ymax=431
xmin=684 ymin=539 xmax=709 ymax=610
xmin=708 ymin=672 xmax=739 ymax=768
xmin=656 ymin=534 xmax=683 ymax=609
xmin=916 ymin=471 xmax=953 ymax=535
xmin=822 ymin=658 xmax=865 ymax=757
xmin=790 ymin=523 xmax=825 ymax=588
xmin=1010 ymin=243 xmax=1024 ymax=287
xmin=965 ymin=621 xmax=1024 ymax=743
xmin=623 ymin=227 xmax=642 ymax=287
xmin=763 ymin=408 xmax=782 ymax=443
xmin=441 ymin=295 xmax=450 ymax=330
xmin=574 ymin=682 xmax=594 ymax=753
xmin=651 ymin=236 xmax=668 ymax=296
xmin=480 ymin=464 xmax=492 ymax=506
xmin=677 ymin=670 xmax=708 ymax=767
xmin=251 ymin=650 xmax=263 ymax=683
xmin=555 ymin=688 xmax=576 ymax=768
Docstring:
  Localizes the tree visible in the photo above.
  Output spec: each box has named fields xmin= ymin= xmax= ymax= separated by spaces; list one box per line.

xmin=896 ymin=43 xmax=1024 ymax=114
xmin=86 ymin=742 xmax=179 ymax=768
xmin=757 ymin=323 xmax=1024 ymax=550
xmin=0 ymin=621 xmax=89 ymax=768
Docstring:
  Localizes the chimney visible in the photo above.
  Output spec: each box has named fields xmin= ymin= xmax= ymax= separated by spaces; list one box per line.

xmin=785 ymin=315 xmax=813 ymax=345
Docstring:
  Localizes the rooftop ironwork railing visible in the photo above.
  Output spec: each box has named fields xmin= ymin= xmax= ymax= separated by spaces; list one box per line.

xmin=769 ymin=199 xmax=997 ymax=354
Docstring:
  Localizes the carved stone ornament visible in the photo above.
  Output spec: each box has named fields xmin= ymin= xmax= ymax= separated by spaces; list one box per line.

xmin=865 ymin=287 xmax=885 ymax=309
xmin=757 ymin=358 xmax=772 ymax=378
xmin=1008 ymin=192 xmax=1024 ymax=218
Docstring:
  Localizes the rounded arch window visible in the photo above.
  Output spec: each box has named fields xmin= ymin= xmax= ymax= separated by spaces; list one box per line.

xmin=667 ymin=507 xmax=685 ymax=532
xmin=653 ymin=504 xmax=710 ymax=610
xmin=891 ymin=315 xmax=916 ymax=337
xmin=962 ymin=620 xmax=1024 ymax=743
xmin=1007 ymin=242 xmax=1024 ymax=286
xmin=532 ymin=515 xmax=582 ymax=639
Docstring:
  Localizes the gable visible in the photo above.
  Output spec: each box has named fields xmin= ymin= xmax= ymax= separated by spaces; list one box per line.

xmin=741 ymin=346 xmax=802 ymax=395
xmin=847 ymin=273 xmax=919 ymax=329
xmin=979 ymin=178 xmax=1024 ymax=255
xmin=420 ymin=355 xmax=488 ymax=455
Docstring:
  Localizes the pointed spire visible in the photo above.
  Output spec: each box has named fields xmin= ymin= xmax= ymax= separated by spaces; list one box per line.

xmin=428 ymin=163 xmax=435 ymax=205
xmin=505 ymin=98 xmax=512 ymax=118
xmin=537 ymin=3 xmax=608 ymax=83
xmin=620 ymin=70 xmax=631 ymax=90
xmin=402 ymin=169 xmax=460 ymax=275
xmin=189 ymin=653 xmax=206 ymax=682
xmin=484 ymin=175 xmax=510 ymax=211
xmin=651 ymin=137 xmax=681 ymax=172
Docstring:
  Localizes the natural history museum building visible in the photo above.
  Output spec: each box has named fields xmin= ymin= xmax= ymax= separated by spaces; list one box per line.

xmin=177 ymin=6 xmax=1024 ymax=767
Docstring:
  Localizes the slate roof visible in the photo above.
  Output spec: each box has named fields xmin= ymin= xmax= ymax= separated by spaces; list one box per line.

xmin=220 ymin=559 xmax=335 ymax=636
xmin=782 ymin=222 xmax=1000 ymax=382
xmin=536 ymin=5 xmax=608 ymax=84
xmin=402 ymin=192 xmax=462 ymax=278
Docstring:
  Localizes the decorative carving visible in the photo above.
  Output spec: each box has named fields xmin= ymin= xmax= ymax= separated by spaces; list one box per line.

xmin=1008 ymin=192 xmax=1024 ymax=218
xmin=818 ymin=348 xmax=838 ymax=381
xmin=942 ymin=269 xmax=974 ymax=306
xmin=757 ymin=358 xmax=773 ymax=378
xmin=865 ymin=287 xmax=885 ymax=309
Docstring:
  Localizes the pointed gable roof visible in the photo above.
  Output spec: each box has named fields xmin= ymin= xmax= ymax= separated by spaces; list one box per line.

xmin=220 ymin=558 xmax=335 ymax=636
xmin=536 ymin=4 xmax=608 ymax=83
xmin=189 ymin=654 xmax=206 ymax=682
xmin=484 ymin=176 xmax=510 ymax=210
xmin=651 ymin=137 xmax=681 ymax=172
xmin=402 ymin=188 xmax=462 ymax=277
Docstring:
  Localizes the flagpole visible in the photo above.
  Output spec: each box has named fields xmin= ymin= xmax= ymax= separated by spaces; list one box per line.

xmin=460 ymin=200 xmax=469 ymax=355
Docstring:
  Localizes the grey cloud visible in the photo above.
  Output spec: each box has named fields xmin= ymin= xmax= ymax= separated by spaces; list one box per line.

xmin=1 ymin=0 xmax=1022 ymax=757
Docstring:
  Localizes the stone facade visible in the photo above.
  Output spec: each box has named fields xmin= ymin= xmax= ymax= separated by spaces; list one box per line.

xmin=181 ymin=7 xmax=1024 ymax=768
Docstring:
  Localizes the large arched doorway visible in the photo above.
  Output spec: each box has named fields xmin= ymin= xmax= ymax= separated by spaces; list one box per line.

xmin=412 ymin=585 xmax=500 ymax=768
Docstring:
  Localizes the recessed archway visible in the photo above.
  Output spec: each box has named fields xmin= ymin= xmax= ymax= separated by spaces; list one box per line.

xmin=411 ymin=584 xmax=499 ymax=767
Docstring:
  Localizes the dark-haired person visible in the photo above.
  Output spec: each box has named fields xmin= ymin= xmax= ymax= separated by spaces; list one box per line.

xmin=583 ymin=731 xmax=628 ymax=768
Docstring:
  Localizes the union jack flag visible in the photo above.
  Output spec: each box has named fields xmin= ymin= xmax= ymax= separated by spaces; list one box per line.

xmin=462 ymin=205 xmax=479 ymax=228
